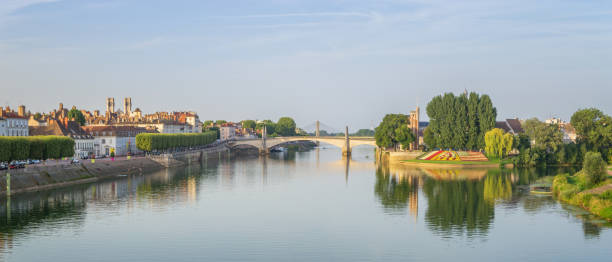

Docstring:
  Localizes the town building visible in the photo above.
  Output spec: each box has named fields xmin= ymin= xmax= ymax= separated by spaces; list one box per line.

xmin=220 ymin=124 xmax=236 ymax=140
xmin=29 ymin=118 xmax=95 ymax=158
xmin=83 ymin=98 xmax=202 ymax=134
xmin=495 ymin=118 xmax=524 ymax=135
xmin=0 ymin=106 xmax=29 ymax=136
xmin=82 ymin=126 xmax=156 ymax=157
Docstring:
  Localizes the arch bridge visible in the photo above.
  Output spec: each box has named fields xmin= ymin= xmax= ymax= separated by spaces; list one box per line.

xmin=229 ymin=124 xmax=375 ymax=156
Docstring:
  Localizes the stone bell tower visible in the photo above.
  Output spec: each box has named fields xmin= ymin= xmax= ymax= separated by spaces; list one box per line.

xmin=106 ymin=97 xmax=115 ymax=115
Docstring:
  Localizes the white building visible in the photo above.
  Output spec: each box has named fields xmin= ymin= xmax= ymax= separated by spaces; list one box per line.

xmin=83 ymin=126 xmax=155 ymax=157
xmin=5 ymin=116 xmax=28 ymax=136
xmin=0 ymin=118 xmax=6 ymax=136
xmin=220 ymin=126 xmax=236 ymax=140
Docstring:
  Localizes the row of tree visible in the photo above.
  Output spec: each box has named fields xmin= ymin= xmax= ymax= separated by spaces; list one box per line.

xmin=0 ymin=136 xmax=75 ymax=162
xmin=202 ymin=117 xmax=300 ymax=137
xmin=514 ymin=108 xmax=611 ymax=166
xmin=424 ymin=92 xmax=497 ymax=150
xmin=135 ymin=132 xmax=217 ymax=152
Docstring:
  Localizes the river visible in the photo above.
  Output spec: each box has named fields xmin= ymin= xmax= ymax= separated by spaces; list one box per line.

xmin=0 ymin=146 xmax=611 ymax=261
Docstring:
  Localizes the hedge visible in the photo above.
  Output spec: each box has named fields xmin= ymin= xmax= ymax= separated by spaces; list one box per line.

xmin=0 ymin=136 xmax=75 ymax=162
xmin=136 ymin=131 xmax=217 ymax=152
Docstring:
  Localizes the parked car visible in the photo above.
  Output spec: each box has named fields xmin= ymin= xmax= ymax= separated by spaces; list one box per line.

xmin=71 ymin=159 xmax=80 ymax=164
xmin=0 ymin=164 xmax=7 ymax=170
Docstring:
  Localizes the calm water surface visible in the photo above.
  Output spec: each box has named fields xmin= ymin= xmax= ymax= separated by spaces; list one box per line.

xmin=0 ymin=146 xmax=611 ymax=261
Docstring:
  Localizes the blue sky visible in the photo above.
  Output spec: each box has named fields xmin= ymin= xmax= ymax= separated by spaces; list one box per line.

xmin=1 ymin=0 xmax=611 ymax=131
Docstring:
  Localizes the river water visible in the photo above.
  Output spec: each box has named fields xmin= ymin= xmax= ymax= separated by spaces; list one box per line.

xmin=0 ymin=146 xmax=611 ymax=261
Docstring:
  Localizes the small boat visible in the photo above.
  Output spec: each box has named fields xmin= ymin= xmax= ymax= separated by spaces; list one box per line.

xmin=530 ymin=185 xmax=552 ymax=195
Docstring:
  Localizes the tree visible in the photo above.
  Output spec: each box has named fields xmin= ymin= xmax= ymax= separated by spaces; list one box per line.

xmin=67 ymin=108 xmax=86 ymax=126
xmin=523 ymin=118 xmax=563 ymax=153
xmin=375 ymin=114 xmax=413 ymax=150
xmin=215 ymin=120 xmax=227 ymax=125
xmin=423 ymin=127 xmax=436 ymax=149
xmin=484 ymin=128 xmax=514 ymax=159
xmin=477 ymin=94 xmax=497 ymax=149
xmin=466 ymin=92 xmax=480 ymax=150
xmin=33 ymin=112 xmax=43 ymax=120
xmin=395 ymin=125 xmax=415 ymax=150
xmin=256 ymin=120 xmax=276 ymax=135
xmin=583 ymin=151 xmax=606 ymax=187
xmin=352 ymin=129 xmax=375 ymax=136
xmin=202 ymin=120 xmax=213 ymax=127
xmin=426 ymin=92 xmax=496 ymax=150
xmin=241 ymin=120 xmax=256 ymax=130
xmin=571 ymin=108 xmax=612 ymax=161
xmin=276 ymin=117 xmax=296 ymax=136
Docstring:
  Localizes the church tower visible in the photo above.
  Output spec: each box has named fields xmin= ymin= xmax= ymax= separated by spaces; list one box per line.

xmin=124 ymin=97 xmax=132 ymax=116
xmin=106 ymin=97 xmax=115 ymax=115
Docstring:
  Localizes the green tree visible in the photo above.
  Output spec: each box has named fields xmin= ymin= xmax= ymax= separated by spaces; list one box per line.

xmin=375 ymin=114 xmax=413 ymax=150
xmin=67 ymin=108 xmax=86 ymax=126
xmin=426 ymin=92 xmax=496 ymax=150
xmin=215 ymin=120 xmax=227 ymax=125
xmin=256 ymin=120 xmax=276 ymax=135
xmin=33 ymin=112 xmax=43 ymax=120
xmin=583 ymin=151 xmax=607 ymax=187
xmin=352 ymin=129 xmax=375 ymax=136
xmin=484 ymin=128 xmax=514 ymax=159
xmin=571 ymin=108 xmax=612 ymax=161
xmin=523 ymin=118 xmax=563 ymax=153
xmin=202 ymin=120 xmax=213 ymax=127
xmin=395 ymin=125 xmax=416 ymax=150
xmin=466 ymin=92 xmax=480 ymax=150
xmin=423 ymin=127 xmax=436 ymax=149
xmin=276 ymin=117 xmax=297 ymax=136
xmin=241 ymin=120 xmax=256 ymax=130
xmin=477 ymin=94 xmax=497 ymax=149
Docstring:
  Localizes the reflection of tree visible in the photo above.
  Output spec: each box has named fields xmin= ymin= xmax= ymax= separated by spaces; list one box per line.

xmin=0 ymin=191 xmax=87 ymax=233
xmin=484 ymin=170 xmax=513 ymax=203
xmin=374 ymin=166 xmax=415 ymax=211
xmin=582 ymin=221 xmax=602 ymax=239
xmin=423 ymin=177 xmax=494 ymax=237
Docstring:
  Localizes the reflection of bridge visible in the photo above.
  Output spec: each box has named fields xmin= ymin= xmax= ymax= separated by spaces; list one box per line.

xmin=229 ymin=124 xmax=376 ymax=156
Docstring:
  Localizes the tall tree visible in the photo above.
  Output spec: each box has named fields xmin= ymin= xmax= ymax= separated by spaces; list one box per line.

xmin=477 ymin=94 xmax=497 ymax=149
xmin=466 ymin=92 xmax=480 ymax=150
xmin=426 ymin=92 xmax=496 ymax=150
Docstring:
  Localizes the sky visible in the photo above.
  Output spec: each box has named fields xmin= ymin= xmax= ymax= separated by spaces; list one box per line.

xmin=0 ymin=0 xmax=610 ymax=131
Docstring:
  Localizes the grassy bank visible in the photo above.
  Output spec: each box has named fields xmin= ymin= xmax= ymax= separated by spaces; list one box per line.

xmin=552 ymin=172 xmax=612 ymax=220
xmin=402 ymin=159 xmax=511 ymax=166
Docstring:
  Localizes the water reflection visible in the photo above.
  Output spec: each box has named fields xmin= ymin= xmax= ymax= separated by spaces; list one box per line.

xmin=0 ymin=148 xmax=610 ymax=261
xmin=374 ymin=163 xmax=611 ymax=239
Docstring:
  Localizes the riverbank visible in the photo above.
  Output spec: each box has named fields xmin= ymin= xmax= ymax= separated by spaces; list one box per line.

xmin=0 ymin=144 xmax=231 ymax=197
xmin=0 ymin=157 xmax=166 ymax=196
xmin=552 ymin=172 xmax=612 ymax=221
xmin=400 ymin=159 xmax=513 ymax=168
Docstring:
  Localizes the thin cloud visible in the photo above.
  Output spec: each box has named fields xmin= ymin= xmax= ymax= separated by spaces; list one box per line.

xmin=216 ymin=11 xmax=375 ymax=19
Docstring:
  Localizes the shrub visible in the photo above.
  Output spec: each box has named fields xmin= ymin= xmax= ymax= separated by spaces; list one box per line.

xmin=583 ymin=151 xmax=607 ymax=187
xmin=135 ymin=131 xmax=217 ymax=152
